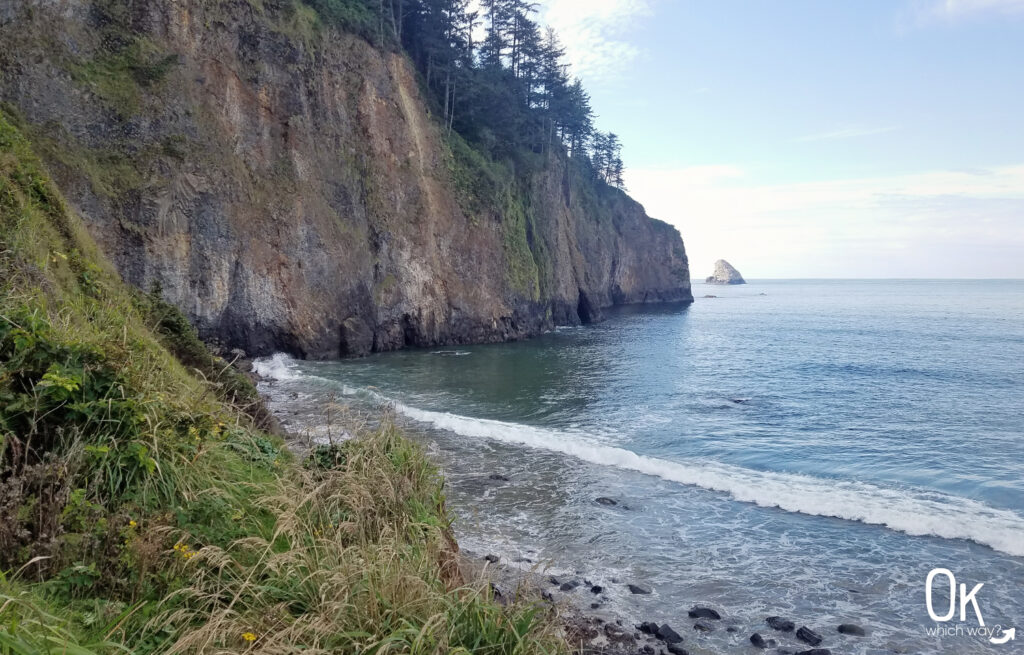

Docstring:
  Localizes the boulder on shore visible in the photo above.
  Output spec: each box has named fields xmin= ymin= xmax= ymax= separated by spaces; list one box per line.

xmin=705 ymin=259 xmax=746 ymax=285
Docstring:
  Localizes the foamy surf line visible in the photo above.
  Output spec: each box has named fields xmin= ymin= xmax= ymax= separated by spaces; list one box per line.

xmin=253 ymin=354 xmax=1024 ymax=557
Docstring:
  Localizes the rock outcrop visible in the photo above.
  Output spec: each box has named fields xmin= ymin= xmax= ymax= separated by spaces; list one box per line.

xmin=0 ymin=0 xmax=692 ymax=358
xmin=705 ymin=260 xmax=745 ymax=285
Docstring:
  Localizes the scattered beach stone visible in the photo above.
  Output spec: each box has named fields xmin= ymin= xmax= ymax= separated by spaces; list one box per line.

xmin=541 ymin=591 xmax=553 ymax=602
xmin=666 ymin=645 xmax=689 ymax=655
xmin=590 ymin=585 xmax=604 ymax=594
xmin=766 ymin=616 xmax=796 ymax=632
xmin=548 ymin=576 xmax=560 ymax=585
xmin=796 ymin=650 xmax=831 ymax=655
xmin=641 ymin=645 xmax=655 ymax=654
xmin=595 ymin=497 xmax=618 ymax=506
xmin=796 ymin=626 xmax=823 ymax=646
xmin=488 ymin=473 xmax=510 ymax=481
xmin=560 ymin=581 xmax=579 ymax=592
xmin=484 ymin=554 xmax=499 ymax=564
xmin=655 ymin=624 xmax=683 ymax=644
xmin=590 ymin=602 xmax=600 ymax=609
xmin=837 ymin=623 xmax=866 ymax=636
xmin=692 ymin=621 xmax=713 ymax=633
xmin=628 ymin=584 xmax=652 ymax=595
xmin=726 ymin=626 xmax=738 ymax=633
xmin=638 ymin=622 xmax=659 ymax=635
xmin=687 ymin=606 xmax=721 ymax=620
xmin=750 ymin=633 xmax=772 ymax=649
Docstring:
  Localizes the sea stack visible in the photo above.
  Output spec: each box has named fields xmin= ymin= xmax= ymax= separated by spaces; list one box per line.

xmin=706 ymin=260 xmax=746 ymax=285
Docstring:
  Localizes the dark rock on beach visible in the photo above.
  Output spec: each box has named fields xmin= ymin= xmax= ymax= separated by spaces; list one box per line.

xmin=638 ymin=622 xmax=659 ymax=635
xmin=590 ymin=585 xmax=603 ymax=594
xmin=655 ymin=624 xmax=684 ymax=644
xmin=687 ymin=606 xmax=721 ymax=620
xmin=484 ymin=554 xmax=500 ymax=564
xmin=488 ymin=474 xmax=510 ymax=482
xmin=560 ymin=581 xmax=580 ymax=592
xmin=628 ymin=584 xmax=652 ymax=595
xmin=750 ymin=632 xmax=776 ymax=649
xmin=796 ymin=650 xmax=831 ymax=655
xmin=766 ymin=616 xmax=796 ymax=632
xmin=796 ymin=626 xmax=823 ymax=646
xmin=837 ymin=623 xmax=866 ymax=636
xmin=692 ymin=621 xmax=713 ymax=633
xmin=595 ymin=497 xmax=618 ymax=506
xmin=666 ymin=645 xmax=689 ymax=655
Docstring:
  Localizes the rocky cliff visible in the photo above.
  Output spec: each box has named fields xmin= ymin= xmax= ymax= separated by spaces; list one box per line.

xmin=705 ymin=259 xmax=745 ymax=285
xmin=0 ymin=0 xmax=692 ymax=358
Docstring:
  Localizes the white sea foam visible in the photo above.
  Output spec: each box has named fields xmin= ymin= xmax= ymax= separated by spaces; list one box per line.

xmin=253 ymin=355 xmax=1024 ymax=558
xmin=252 ymin=353 xmax=301 ymax=381
xmin=389 ymin=403 xmax=1024 ymax=557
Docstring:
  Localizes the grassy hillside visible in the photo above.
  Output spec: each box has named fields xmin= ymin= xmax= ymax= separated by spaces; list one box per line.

xmin=0 ymin=112 xmax=561 ymax=654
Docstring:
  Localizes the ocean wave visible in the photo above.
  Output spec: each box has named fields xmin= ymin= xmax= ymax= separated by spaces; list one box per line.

xmin=391 ymin=403 xmax=1024 ymax=557
xmin=251 ymin=354 xmax=1024 ymax=557
xmin=252 ymin=353 xmax=302 ymax=381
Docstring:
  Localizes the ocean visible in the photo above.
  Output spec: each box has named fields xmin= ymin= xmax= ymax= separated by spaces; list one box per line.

xmin=254 ymin=279 xmax=1024 ymax=654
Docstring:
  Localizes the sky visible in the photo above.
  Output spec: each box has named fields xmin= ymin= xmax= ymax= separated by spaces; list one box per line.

xmin=534 ymin=0 xmax=1024 ymax=278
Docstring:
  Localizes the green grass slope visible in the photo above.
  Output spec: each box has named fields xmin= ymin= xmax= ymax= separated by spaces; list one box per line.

xmin=0 ymin=112 xmax=561 ymax=654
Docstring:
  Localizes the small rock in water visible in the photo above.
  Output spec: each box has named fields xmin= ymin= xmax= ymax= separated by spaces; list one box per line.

xmin=687 ymin=606 xmax=721 ymax=620
xmin=749 ymin=633 xmax=775 ymax=649
xmin=837 ymin=623 xmax=866 ymax=636
xmin=590 ymin=602 xmax=600 ymax=609
xmin=666 ymin=645 xmax=689 ymax=655
xmin=641 ymin=645 xmax=655 ymax=654
xmin=796 ymin=626 xmax=823 ymax=646
xmin=590 ymin=585 xmax=603 ymax=594
xmin=484 ymin=554 xmax=499 ymax=564
xmin=548 ymin=576 xmax=560 ymax=585
xmin=595 ymin=497 xmax=618 ymax=506
xmin=655 ymin=624 xmax=684 ymax=644
xmin=796 ymin=650 xmax=831 ymax=655
xmin=628 ymin=583 xmax=652 ymax=595
xmin=692 ymin=621 xmax=713 ymax=633
xmin=559 ymin=581 xmax=578 ymax=592
xmin=488 ymin=473 xmax=510 ymax=481
xmin=726 ymin=626 xmax=738 ymax=633
xmin=766 ymin=616 xmax=795 ymax=632
xmin=637 ymin=622 xmax=659 ymax=634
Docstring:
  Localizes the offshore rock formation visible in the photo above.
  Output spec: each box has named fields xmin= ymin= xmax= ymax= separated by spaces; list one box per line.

xmin=0 ymin=0 xmax=692 ymax=357
xmin=706 ymin=259 xmax=746 ymax=285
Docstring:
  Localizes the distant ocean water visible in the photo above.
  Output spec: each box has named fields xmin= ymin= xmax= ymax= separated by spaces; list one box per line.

xmin=255 ymin=280 xmax=1024 ymax=654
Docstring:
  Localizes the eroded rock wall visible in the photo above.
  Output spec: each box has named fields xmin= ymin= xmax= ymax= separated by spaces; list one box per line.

xmin=0 ymin=0 xmax=692 ymax=357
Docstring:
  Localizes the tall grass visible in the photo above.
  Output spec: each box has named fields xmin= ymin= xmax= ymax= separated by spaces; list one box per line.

xmin=0 ymin=110 xmax=565 ymax=654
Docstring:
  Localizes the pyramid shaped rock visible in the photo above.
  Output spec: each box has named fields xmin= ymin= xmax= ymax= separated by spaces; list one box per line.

xmin=705 ymin=260 xmax=746 ymax=285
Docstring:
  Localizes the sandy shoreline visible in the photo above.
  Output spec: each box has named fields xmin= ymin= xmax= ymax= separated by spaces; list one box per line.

xmin=256 ymin=368 xmax=867 ymax=655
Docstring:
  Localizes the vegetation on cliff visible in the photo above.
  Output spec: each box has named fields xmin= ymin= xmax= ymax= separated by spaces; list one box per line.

xmin=0 ymin=113 xmax=562 ymax=653
xmin=308 ymin=0 xmax=626 ymax=186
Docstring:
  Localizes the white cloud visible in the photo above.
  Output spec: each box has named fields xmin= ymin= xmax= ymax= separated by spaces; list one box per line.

xmin=796 ymin=126 xmax=900 ymax=142
xmin=626 ymin=165 xmax=1024 ymax=278
xmin=538 ymin=0 xmax=654 ymax=82
xmin=932 ymin=0 xmax=1024 ymax=17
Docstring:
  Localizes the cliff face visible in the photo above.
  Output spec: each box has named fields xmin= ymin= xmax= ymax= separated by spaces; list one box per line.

xmin=0 ymin=0 xmax=692 ymax=358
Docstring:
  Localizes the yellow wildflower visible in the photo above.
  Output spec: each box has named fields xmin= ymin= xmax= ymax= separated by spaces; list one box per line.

xmin=129 ymin=520 xmax=138 ymax=528
xmin=242 ymin=632 xmax=257 ymax=642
